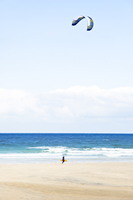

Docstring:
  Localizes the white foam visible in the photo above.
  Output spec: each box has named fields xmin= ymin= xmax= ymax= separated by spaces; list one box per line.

xmin=23 ymin=146 xmax=133 ymax=158
xmin=0 ymin=147 xmax=132 ymax=162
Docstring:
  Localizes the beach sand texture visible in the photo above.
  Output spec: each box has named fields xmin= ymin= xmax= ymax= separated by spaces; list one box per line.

xmin=0 ymin=162 xmax=132 ymax=200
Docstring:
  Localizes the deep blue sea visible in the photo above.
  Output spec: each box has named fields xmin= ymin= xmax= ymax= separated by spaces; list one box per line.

xmin=0 ymin=134 xmax=133 ymax=164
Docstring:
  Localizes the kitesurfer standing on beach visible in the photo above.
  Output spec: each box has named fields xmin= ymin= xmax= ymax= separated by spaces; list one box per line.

xmin=62 ymin=156 xmax=65 ymax=164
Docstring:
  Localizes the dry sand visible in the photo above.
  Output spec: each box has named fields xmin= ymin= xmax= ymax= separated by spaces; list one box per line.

xmin=0 ymin=162 xmax=132 ymax=200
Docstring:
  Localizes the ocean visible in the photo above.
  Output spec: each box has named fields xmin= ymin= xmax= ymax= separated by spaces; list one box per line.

xmin=0 ymin=133 xmax=133 ymax=164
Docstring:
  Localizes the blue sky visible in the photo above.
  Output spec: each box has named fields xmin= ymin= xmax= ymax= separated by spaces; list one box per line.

xmin=0 ymin=0 xmax=133 ymax=133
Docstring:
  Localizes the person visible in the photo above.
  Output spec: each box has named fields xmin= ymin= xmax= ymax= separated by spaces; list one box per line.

xmin=62 ymin=156 xmax=65 ymax=164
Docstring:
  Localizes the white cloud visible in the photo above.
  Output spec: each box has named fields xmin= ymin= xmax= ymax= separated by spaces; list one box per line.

xmin=0 ymin=86 xmax=133 ymax=122
xmin=0 ymin=89 xmax=48 ymax=119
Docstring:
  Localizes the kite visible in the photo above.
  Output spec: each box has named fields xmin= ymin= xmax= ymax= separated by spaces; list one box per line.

xmin=72 ymin=16 xmax=94 ymax=31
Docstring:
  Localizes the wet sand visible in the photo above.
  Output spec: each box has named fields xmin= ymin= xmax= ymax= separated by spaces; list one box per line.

xmin=0 ymin=162 xmax=133 ymax=200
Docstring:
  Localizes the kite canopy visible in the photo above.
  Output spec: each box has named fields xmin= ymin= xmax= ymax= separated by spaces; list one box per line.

xmin=72 ymin=16 xmax=94 ymax=31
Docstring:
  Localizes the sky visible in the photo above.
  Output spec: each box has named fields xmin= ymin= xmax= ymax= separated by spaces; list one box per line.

xmin=0 ymin=0 xmax=133 ymax=133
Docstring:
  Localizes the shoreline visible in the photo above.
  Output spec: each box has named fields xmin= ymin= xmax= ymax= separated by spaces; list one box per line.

xmin=0 ymin=154 xmax=133 ymax=164
xmin=0 ymin=160 xmax=133 ymax=164
xmin=0 ymin=162 xmax=133 ymax=199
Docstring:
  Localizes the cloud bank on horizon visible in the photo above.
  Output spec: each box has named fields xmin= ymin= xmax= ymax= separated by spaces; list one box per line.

xmin=1 ymin=86 xmax=133 ymax=125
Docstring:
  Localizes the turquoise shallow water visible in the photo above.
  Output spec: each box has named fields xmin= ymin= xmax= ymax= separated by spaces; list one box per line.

xmin=0 ymin=133 xmax=133 ymax=163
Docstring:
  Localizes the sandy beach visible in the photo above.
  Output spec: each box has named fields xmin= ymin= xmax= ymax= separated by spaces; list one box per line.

xmin=0 ymin=162 xmax=132 ymax=200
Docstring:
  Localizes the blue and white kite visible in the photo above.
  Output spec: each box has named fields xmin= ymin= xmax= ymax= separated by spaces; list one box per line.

xmin=72 ymin=16 xmax=94 ymax=31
